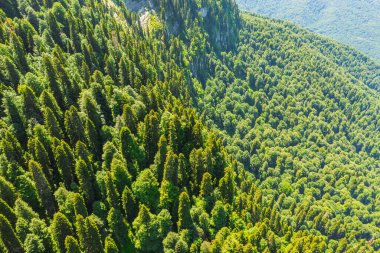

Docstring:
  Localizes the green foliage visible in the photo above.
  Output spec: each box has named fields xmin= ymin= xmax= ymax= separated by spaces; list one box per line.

xmin=0 ymin=0 xmax=379 ymax=252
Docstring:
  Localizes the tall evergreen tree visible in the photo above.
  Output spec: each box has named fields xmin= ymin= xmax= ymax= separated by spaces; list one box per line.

xmin=177 ymin=192 xmax=192 ymax=231
xmin=29 ymin=160 xmax=55 ymax=216
xmin=0 ymin=214 xmax=24 ymax=253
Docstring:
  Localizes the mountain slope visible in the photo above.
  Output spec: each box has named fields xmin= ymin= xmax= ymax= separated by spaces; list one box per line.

xmin=0 ymin=0 xmax=379 ymax=252
xmin=236 ymin=0 xmax=380 ymax=61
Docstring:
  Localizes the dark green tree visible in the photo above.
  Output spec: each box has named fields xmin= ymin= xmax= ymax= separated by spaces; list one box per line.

xmin=29 ymin=160 xmax=55 ymax=216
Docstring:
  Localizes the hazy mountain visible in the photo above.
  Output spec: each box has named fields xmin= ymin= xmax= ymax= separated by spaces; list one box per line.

xmin=237 ymin=0 xmax=380 ymax=61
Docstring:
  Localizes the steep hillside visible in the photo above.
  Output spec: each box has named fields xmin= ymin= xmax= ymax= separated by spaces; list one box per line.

xmin=196 ymin=12 xmax=380 ymax=251
xmin=0 ymin=0 xmax=379 ymax=252
xmin=236 ymin=0 xmax=380 ymax=61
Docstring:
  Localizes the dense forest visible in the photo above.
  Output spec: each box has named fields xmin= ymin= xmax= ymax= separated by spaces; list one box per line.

xmin=236 ymin=0 xmax=380 ymax=61
xmin=0 ymin=0 xmax=379 ymax=252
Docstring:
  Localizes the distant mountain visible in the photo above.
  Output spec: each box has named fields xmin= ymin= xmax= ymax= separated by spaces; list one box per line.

xmin=237 ymin=0 xmax=380 ymax=61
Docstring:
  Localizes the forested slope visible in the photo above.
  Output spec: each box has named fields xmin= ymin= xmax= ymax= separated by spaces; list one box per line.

xmin=236 ymin=0 xmax=380 ymax=61
xmin=0 ymin=0 xmax=379 ymax=253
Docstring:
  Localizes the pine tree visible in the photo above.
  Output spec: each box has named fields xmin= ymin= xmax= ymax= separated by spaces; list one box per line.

xmin=54 ymin=140 xmax=75 ymax=187
xmin=71 ymin=193 xmax=88 ymax=217
xmin=118 ymin=55 xmax=130 ymax=86
xmin=75 ymin=159 xmax=94 ymax=205
xmin=64 ymin=106 xmax=86 ymax=146
xmin=163 ymin=151 xmax=179 ymax=185
xmin=50 ymin=212 xmax=73 ymax=253
xmin=85 ymin=118 xmax=101 ymax=159
xmin=43 ymin=106 xmax=63 ymax=139
xmin=10 ymin=33 xmax=29 ymax=72
xmin=121 ymin=186 xmax=138 ymax=223
xmin=18 ymin=85 xmax=42 ymax=122
xmin=219 ymin=167 xmax=235 ymax=204
xmin=121 ymin=104 xmax=138 ymax=134
xmin=40 ymin=90 xmax=63 ymax=122
xmin=29 ymin=160 xmax=55 ymax=216
xmin=104 ymin=235 xmax=119 ymax=253
xmin=120 ymin=126 xmax=145 ymax=166
xmin=2 ymin=57 xmax=20 ymax=88
xmin=177 ymin=192 xmax=192 ymax=230
xmin=80 ymin=92 xmax=102 ymax=129
xmin=110 ymin=157 xmax=131 ymax=194
xmin=107 ymin=208 xmax=129 ymax=249
xmin=82 ymin=217 xmax=104 ymax=253
xmin=64 ymin=236 xmax=81 ymax=253
xmin=43 ymin=55 xmax=64 ymax=108
xmin=200 ymin=172 xmax=213 ymax=212
xmin=105 ymin=55 xmax=118 ymax=85
xmin=0 ymin=198 xmax=16 ymax=226
xmin=33 ymin=138 xmax=52 ymax=181
xmin=143 ymin=110 xmax=160 ymax=164
xmin=0 ymin=214 xmax=24 ymax=253
xmin=90 ymin=82 xmax=112 ymax=125
xmin=105 ymin=172 xmax=120 ymax=209
xmin=3 ymin=91 xmax=27 ymax=145
xmin=0 ymin=176 xmax=16 ymax=206
xmin=154 ymin=135 xmax=168 ymax=182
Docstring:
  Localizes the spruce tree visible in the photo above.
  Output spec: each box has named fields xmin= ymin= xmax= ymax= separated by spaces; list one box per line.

xmin=43 ymin=106 xmax=63 ymax=139
xmin=104 ymin=235 xmax=119 ymax=253
xmin=43 ymin=55 xmax=64 ymax=108
xmin=64 ymin=106 xmax=86 ymax=146
xmin=121 ymin=186 xmax=138 ymax=223
xmin=51 ymin=212 xmax=73 ymax=253
xmin=177 ymin=192 xmax=192 ymax=231
xmin=64 ymin=236 xmax=81 ymax=253
xmin=75 ymin=159 xmax=94 ymax=205
xmin=0 ymin=214 xmax=24 ymax=253
xmin=29 ymin=160 xmax=55 ymax=216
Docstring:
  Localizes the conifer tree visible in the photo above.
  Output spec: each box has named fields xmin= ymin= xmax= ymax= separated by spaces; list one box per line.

xmin=200 ymin=172 xmax=213 ymax=212
xmin=177 ymin=192 xmax=192 ymax=231
xmin=10 ymin=33 xmax=28 ymax=72
xmin=85 ymin=118 xmax=101 ymax=159
xmin=40 ymin=90 xmax=63 ymax=122
xmin=2 ymin=57 xmax=20 ymax=88
xmin=51 ymin=212 xmax=73 ymax=253
xmin=3 ymin=91 xmax=27 ymax=145
xmin=75 ymin=159 xmax=94 ymax=205
xmin=29 ymin=160 xmax=55 ymax=216
xmin=82 ymin=217 xmax=104 ymax=253
xmin=154 ymin=135 xmax=168 ymax=182
xmin=18 ymin=85 xmax=42 ymax=122
xmin=33 ymin=139 xmax=52 ymax=181
xmin=121 ymin=105 xmax=138 ymax=134
xmin=0 ymin=198 xmax=16 ymax=226
xmin=43 ymin=55 xmax=64 ymax=108
xmin=0 ymin=176 xmax=16 ymax=206
xmin=64 ymin=236 xmax=81 ymax=253
xmin=0 ymin=214 xmax=24 ymax=253
xmin=121 ymin=186 xmax=138 ymax=223
xmin=104 ymin=235 xmax=119 ymax=253
xmin=64 ymin=106 xmax=86 ymax=146
xmin=80 ymin=92 xmax=102 ymax=129
xmin=105 ymin=172 xmax=120 ymax=209
xmin=120 ymin=126 xmax=145 ymax=166
xmin=71 ymin=193 xmax=88 ymax=217
xmin=55 ymin=143 xmax=74 ymax=187
xmin=163 ymin=151 xmax=179 ymax=184
xmin=107 ymin=208 xmax=129 ymax=249
xmin=143 ymin=110 xmax=160 ymax=164
xmin=43 ymin=106 xmax=63 ymax=139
